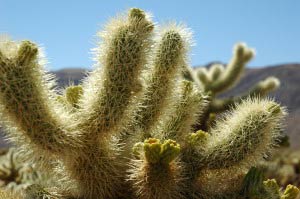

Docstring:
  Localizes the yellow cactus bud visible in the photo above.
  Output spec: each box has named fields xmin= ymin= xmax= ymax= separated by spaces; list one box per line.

xmin=281 ymin=185 xmax=300 ymax=199
xmin=160 ymin=139 xmax=180 ymax=164
xmin=188 ymin=130 xmax=209 ymax=145
xmin=143 ymin=138 xmax=162 ymax=164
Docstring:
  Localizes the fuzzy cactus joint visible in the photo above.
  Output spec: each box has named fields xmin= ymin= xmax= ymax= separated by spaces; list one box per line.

xmin=0 ymin=8 xmax=298 ymax=199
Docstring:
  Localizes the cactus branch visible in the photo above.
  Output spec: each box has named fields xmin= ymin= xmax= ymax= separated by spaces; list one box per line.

xmin=0 ymin=40 xmax=82 ymax=154
xmin=205 ymin=43 xmax=255 ymax=94
xmin=79 ymin=8 xmax=154 ymax=137
xmin=160 ymin=81 xmax=207 ymax=141
xmin=133 ymin=26 xmax=190 ymax=137
xmin=203 ymin=98 xmax=286 ymax=169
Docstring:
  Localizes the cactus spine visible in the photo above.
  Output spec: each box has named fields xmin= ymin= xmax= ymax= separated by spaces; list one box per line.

xmin=0 ymin=8 xmax=298 ymax=199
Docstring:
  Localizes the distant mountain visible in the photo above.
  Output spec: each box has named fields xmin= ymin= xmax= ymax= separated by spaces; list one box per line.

xmin=52 ymin=68 xmax=88 ymax=86
xmin=1 ymin=64 xmax=299 ymax=148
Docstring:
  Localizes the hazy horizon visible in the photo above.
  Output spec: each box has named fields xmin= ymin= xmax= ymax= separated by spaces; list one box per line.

xmin=1 ymin=0 xmax=300 ymax=70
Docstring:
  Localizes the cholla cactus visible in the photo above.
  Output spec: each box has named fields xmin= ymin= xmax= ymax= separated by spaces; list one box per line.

xmin=183 ymin=43 xmax=281 ymax=131
xmin=0 ymin=8 xmax=297 ymax=199
xmin=0 ymin=148 xmax=44 ymax=191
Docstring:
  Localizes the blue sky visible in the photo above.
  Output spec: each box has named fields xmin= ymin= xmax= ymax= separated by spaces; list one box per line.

xmin=1 ymin=0 xmax=299 ymax=70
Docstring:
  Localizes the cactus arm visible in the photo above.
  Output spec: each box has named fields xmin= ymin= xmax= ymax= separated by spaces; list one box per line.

xmin=247 ymin=76 xmax=280 ymax=97
xmin=194 ymin=64 xmax=225 ymax=92
xmin=129 ymin=138 xmax=184 ymax=199
xmin=202 ymin=98 xmax=286 ymax=169
xmin=0 ymin=41 xmax=81 ymax=154
xmin=195 ymin=67 xmax=210 ymax=92
xmin=159 ymin=81 xmax=206 ymax=141
xmin=134 ymin=27 xmax=189 ymax=137
xmin=78 ymin=8 xmax=154 ymax=136
xmin=209 ymin=76 xmax=280 ymax=113
xmin=208 ymin=63 xmax=224 ymax=81
xmin=205 ymin=43 xmax=255 ymax=94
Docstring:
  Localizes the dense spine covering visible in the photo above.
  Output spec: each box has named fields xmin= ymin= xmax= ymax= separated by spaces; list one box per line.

xmin=0 ymin=8 xmax=297 ymax=199
xmin=159 ymin=80 xmax=206 ymax=141
xmin=0 ymin=40 xmax=82 ymax=154
xmin=134 ymin=28 xmax=187 ymax=135
xmin=203 ymin=98 xmax=286 ymax=169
